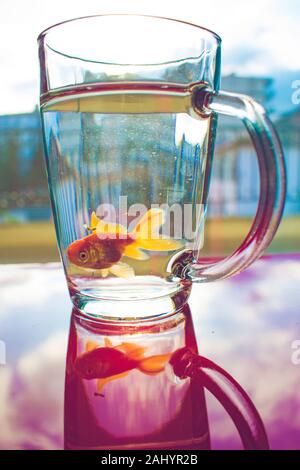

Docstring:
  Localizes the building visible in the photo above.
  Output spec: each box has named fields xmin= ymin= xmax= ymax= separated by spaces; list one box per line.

xmin=0 ymin=108 xmax=49 ymax=219
xmin=210 ymin=74 xmax=286 ymax=217
xmin=221 ymin=74 xmax=274 ymax=110
xmin=0 ymin=109 xmax=41 ymax=174
xmin=276 ymin=107 xmax=300 ymax=214
xmin=0 ymin=76 xmax=298 ymax=221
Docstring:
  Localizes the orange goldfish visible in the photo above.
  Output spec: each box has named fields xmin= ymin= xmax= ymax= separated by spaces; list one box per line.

xmin=67 ymin=233 xmax=134 ymax=270
xmin=75 ymin=338 xmax=171 ymax=395
xmin=67 ymin=208 xmax=181 ymax=277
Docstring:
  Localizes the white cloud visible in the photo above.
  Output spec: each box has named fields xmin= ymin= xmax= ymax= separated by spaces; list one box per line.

xmin=0 ymin=264 xmax=70 ymax=316
xmin=0 ymin=331 xmax=66 ymax=449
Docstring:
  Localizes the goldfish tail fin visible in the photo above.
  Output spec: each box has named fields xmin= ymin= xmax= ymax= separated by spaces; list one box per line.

xmin=138 ymin=238 xmax=182 ymax=251
xmin=109 ymin=262 xmax=135 ymax=278
xmin=138 ymin=353 xmax=172 ymax=375
xmin=131 ymin=208 xmax=165 ymax=239
xmin=116 ymin=343 xmax=146 ymax=360
xmin=131 ymin=208 xmax=182 ymax=252
xmin=123 ymin=243 xmax=149 ymax=260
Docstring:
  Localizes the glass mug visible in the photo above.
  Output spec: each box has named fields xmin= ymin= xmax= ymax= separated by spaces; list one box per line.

xmin=38 ymin=15 xmax=286 ymax=320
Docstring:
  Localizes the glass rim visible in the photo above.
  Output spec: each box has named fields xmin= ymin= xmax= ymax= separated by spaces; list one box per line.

xmin=37 ymin=13 xmax=222 ymax=46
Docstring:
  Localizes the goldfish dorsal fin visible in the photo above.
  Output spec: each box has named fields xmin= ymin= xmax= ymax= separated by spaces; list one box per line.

xmin=131 ymin=208 xmax=165 ymax=240
xmin=96 ymin=220 xmax=128 ymax=238
xmin=138 ymin=353 xmax=172 ymax=375
xmin=104 ymin=337 xmax=113 ymax=347
xmin=90 ymin=211 xmax=99 ymax=231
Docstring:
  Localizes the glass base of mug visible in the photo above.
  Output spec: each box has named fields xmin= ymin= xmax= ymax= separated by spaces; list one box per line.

xmin=70 ymin=276 xmax=192 ymax=322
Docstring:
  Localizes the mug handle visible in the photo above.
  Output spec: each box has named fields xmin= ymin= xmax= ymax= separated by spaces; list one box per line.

xmin=183 ymin=89 xmax=286 ymax=282
xmin=170 ymin=347 xmax=269 ymax=450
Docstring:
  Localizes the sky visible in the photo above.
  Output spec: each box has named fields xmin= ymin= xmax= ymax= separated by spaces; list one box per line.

xmin=0 ymin=0 xmax=299 ymax=114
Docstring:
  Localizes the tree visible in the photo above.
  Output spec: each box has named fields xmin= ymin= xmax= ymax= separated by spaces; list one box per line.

xmin=0 ymin=132 xmax=21 ymax=192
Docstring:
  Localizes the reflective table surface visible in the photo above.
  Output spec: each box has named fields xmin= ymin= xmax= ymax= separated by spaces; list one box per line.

xmin=0 ymin=254 xmax=299 ymax=450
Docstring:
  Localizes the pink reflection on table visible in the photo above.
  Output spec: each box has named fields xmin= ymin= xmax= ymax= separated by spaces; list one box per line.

xmin=0 ymin=255 xmax=299 ymax=449
xmin=190 ymin=254 xmax=300 ymax=449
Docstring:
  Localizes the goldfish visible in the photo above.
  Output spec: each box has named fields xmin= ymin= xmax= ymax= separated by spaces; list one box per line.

xmin=75 ymin=337 xmax=171 ymax=395
xmin=67 ymin=208 xmax=181 ymax=277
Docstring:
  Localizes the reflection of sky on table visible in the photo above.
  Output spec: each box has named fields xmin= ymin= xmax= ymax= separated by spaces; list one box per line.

xmin=0 ymin=264 xmax=70 ymax=450
xmin=190 ymin=254 xmax=300 ymax=450
xmin=0 ymin=255 xmax=299 ymax=449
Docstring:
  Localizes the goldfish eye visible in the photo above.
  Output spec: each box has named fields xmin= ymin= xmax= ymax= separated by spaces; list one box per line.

xmin=79 ymin=251 xmax=88 ymax=262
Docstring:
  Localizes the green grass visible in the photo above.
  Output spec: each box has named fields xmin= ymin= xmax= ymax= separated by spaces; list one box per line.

xmin=0 ymin=221 xmax=59 ymax=263
xmin=0 ymin=216 xmax=299 ymax=264
xmin=205 ymin=216 xmax=300 ymax=254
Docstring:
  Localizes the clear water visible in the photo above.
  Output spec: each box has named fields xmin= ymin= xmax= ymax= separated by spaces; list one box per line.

xmin=41 ymin=83 xmax=213 ymax=318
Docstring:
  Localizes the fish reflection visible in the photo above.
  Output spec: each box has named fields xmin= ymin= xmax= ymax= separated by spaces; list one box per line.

xmin=75 ymin=338 xmax=171 ymax=396
xmin=65 ymin=305 xmax=210 ymax=450
xmin=65 ymin=306 xmax=269 ymax=450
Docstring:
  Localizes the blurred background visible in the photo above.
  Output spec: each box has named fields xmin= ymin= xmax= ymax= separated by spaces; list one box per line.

xmin=0 ymin=0 xmax=299 ymax=263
